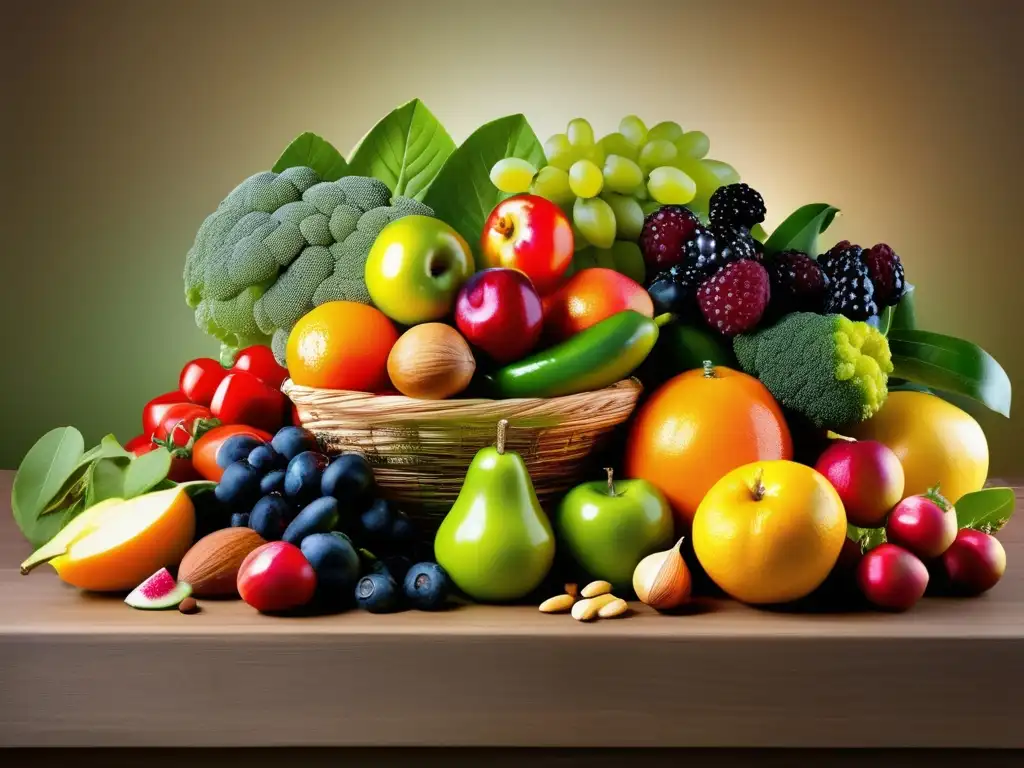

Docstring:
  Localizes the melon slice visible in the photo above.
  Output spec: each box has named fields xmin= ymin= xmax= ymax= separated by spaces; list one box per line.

xmin=125 ymin=568 xmax=192 ymax=610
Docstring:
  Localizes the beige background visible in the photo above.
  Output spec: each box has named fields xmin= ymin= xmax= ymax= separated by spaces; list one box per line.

xmin=1 ymin=0 xmax=1021 ymax=473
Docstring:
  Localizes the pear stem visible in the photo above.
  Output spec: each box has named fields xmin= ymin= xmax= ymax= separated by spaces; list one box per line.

xmin=605 ymin=467 xmax=617 ymax=497
xmin=496 ymin=419 xmax=509 ymax=455
xmin=702 ymin=359 xmax=717 ymax=378
xmin=750 ymin=468 xmax=766 ymax=502
xmin=20 ymin=548 xmax=66 ymax=575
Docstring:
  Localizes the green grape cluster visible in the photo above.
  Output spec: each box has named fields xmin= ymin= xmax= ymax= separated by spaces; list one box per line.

xmin=489 ymin=116 xmax=741 ymax=276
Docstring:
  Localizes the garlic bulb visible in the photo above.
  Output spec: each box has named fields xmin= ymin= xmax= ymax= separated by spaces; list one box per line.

xmin=632 ymin=537 xmax=692 ymax=610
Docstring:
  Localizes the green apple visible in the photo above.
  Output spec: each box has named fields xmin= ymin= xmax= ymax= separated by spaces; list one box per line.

xmin=555 ymin=469 xmax=673 ymax=589
xmin=365 ymin=215 xmax=475 ymax=325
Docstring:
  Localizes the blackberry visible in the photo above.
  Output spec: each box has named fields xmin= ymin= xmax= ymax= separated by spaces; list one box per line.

xmin=862 ymin=243 xmax=907 ymax=306
xmin=647 ymin=263 xmax=707 ymax=319
xmin=681 ymin=226 xmax=717 ymax=270
xmin=639 ymin=205 xmax=702 ymax=271
xmin=818 ymin=241 xmax=860 ymax=278
xmin=709 ymin=223 xmax=757 ymax=267
xmin=767 ymin=250 xmax=830 ymax=315
xmin=709 ymin=183 xmax=766 ymax=229
xmin=824 ymin=253 xmax=878 ymax=320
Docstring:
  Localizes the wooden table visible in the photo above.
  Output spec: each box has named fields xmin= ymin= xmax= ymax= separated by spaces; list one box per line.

xmin=1 ymin=470 xmax=1022 ymax=754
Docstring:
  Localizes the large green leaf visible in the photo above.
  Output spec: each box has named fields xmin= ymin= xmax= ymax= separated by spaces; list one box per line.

xmin=347 ymin=99 xmax=455 ymax=200
xmin=890 ymin=283 xmax=917 ymax=332
xmin=954 ymin=487 xmax=1015 ymax=533
xmin=12 ymin=427 xmax=85 ymax=547
xmin=423 ymin=114 xmax=545 ymax=257
xmin=889 ymin=329 xmax=1011 ymax=417
xmin=272 ymin=132 xmax=347 ymax=181
xmin=123 ymin=447 xmax=173 ymax=499
xmin=763 ymin=203 xmax=839 ymax=257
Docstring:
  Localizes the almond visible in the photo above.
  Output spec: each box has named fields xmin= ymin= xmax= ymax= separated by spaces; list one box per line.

xmin=178 ymin=527 xmax=265 ymax=597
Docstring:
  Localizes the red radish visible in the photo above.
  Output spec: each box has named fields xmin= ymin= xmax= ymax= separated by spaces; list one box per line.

xmin=886 ymin=488 xmax=957 ymax=560
xmin=857 ymin=543 xmax=929 ymax=611
xmin=814 ymin=440 xmax=905 ymax=527
xmin=941 ymin=529 xmax=1006 ymax=596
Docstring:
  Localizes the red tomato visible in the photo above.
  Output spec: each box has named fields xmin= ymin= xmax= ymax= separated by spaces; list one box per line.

xmin=153 ymin=403 xmax=214 ymax=448
xmin=192 ymin=424 xmax=273 ymax=481
xmin=125 ymin=433 xmax=156 ymax=456
xmin=233 ymin=345 xmax=289 ymax=390
xmin=210 ymin=372 xmax=287 ymax=433
xmin=179 ymin=358 xmax=228 ymax=407
xmin=127 ymin=432 xmax=199 ymax=482
xmin=142 ymin=391 xmax=188 ymax=436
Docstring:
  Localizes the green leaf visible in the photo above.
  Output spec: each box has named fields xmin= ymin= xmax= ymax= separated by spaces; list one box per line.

xmin=123 ymin=448 xmax=172 ymax=499
xmin=890 ymin=283 xmax=917 ymax=332
xmin=423 ymin=114 xmax=546 ymax=258
xmin=176 ymin=480 xmax=217 ymax=498
xmin=874 ymin=306 xmax=894 ymax=336
xmin=272 ymin=132 xmax=348 ymax=181
xmin=763 ymin=203 xmax=839 ymax=257
xmin=347 ymin=99 xmax=455 ymax=200
xmin=12 ymin=427 xmax=85 ymax=546
xmin=85 ymin=457 xmax=129 ymax=508
xmin=847 ymin=524 xmax=887 ymax=553
xmin=889 ymin=329 xmax=1011 ymax=417
xmin=955 ymin=487 xmax=1015 ymax=533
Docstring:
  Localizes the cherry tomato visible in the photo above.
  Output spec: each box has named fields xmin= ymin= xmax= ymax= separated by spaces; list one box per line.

xmin=233 ymin=345 xmax=289 ymax=390
xmin=127 ymin=432 xmax=199 ymax=481
xmin=210 ymin=371 xmax=287 ymax=433
xmin=179 ymin=358 xmax=228 ymax=407
xmin=192 ymin=424 xmax=273 ymax=482
xmin=125 ymin=433 xmax=156 ymax=456
xmin=142 ymin=391 xmax=188 ymax=436
xmin=153 ymin=403 xmax=214 ymax=448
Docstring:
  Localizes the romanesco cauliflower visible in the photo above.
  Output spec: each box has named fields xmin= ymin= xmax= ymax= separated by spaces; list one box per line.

xmin=183 ymin=168 xmax=434 ymax=362
xmin=732 ymin=312 xmax=893 ymax=429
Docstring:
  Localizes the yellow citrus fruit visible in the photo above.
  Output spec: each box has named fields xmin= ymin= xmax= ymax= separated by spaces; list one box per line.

xmin=692 ymin=460 xmax=846 ymax=605
xmin=847 ymin=390 xmax=988 ymax=503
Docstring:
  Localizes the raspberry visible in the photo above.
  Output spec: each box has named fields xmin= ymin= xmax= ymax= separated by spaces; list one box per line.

xmin=639 ymin=205 xmax=701 ymax=271
xmin=767 ymin=250 xmax=830 ymax=314
xmin=709 ymin=183 xmax=766 ymax=229
xmin=697 ymin=259 xmax=771 ymax=336
xmin=862 ymin=243 xmax=906 ymax=306
xmin=824 ymin=253 xmax=878 ymax=320
xmin=647 ymin=263 xmax=707 ymax=319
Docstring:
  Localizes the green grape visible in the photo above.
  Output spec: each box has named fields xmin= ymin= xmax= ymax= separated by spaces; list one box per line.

xmin=640 ymin=199 xmax=663 ymax=217
xmin=530 ymin=165 xmax=574 ymax=205
xmin=568 ymin=159 xmax=604 ymax=199
xmin=489 ymin=157 xmax=537 ymax=194
xmin=618 ymin=115 xmax=648 ymax=147
xmin=580 ymin=143 xmax=605 ymax=166
xmin=573 ymin=197 xmax=616 ymax=249
xmin=598 ymin=132 xmax=640 ymax=162
xmin=647 ymin=166 xmax=697 ymax=205
xmin=674 ymin=156 xmax=723 ymax=209
xmin=675 ymin=130 xmax=710 ymax=159
xmin=633 ymin=183 xmax=649 ymax=201
xmin=639 ymin=139 xmax=678 ymax=173
xmin=703 ymin=159 xmax=740 ymax=185
xmin=606 ymin=240 xmax=646 ymax=283
xmin=567 ymin=118 xmax=595 ymax=146
xmin=545 ymin=133 xmax=576 ymax=170
xmin=647 ymin=121 xmax=684 ymax=144
xmin=602 ymin=193 xmax=644 ymax=240
xmin=570 ymin=222 xmax=590 ymax=252
xmin=602 ymin=155 xmax=644 ymax=194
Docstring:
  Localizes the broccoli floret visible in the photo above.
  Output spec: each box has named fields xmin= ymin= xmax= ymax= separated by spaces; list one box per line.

xmin=183 ymin=168 xmax=435 ymax=363
xmin=732 ymin=312 xmax=893 ymax=429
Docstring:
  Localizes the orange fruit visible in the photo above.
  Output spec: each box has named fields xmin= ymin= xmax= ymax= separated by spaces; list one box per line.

xmin=847 ymin=390 xmax=989 ymax=503
xmin=692 ymin=460 xmax=847 ymax=604
xmin=624 ymin=364 xmax=792 ymax=528
xmin=542 ymin=267 xmax=653 ymax=342
xmin=286 ymin=301 xmax=399 ymax=392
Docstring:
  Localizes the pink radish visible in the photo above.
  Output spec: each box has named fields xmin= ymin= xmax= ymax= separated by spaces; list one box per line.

xmin=886 ymin=488 xmax=957 ymax=560
xmin=941 ymin=529 xmax=1006 ymax=596
xmin=857 ymin=543 xmax=929 ymax=611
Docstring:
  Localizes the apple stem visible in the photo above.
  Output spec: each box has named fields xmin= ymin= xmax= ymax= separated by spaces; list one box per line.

xmin=605 ymin=467 xmax=617 ymax=497
xmin=702 ymin=360 xmax=717 ymax=379
xmin=495 ymin=215 xmax=514 ymax=239
xmin=750 ymin=468 xmax=766 ymax=502
xmin=496 ymin=419 xmax=509 ymax=455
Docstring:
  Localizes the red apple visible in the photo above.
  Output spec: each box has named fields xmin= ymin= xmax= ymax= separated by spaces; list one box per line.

xmin=237 ymin=541 xmax=316 ymax=613
xmin=857 ymin=543 xmax=929 ymax=612
xmin=455 ymin=268 xmax=544 ymax=364
xmin=480 ymin=194 xmax=573 ymax=295
xmin=815 ymin=439 xmax=905 ymax=527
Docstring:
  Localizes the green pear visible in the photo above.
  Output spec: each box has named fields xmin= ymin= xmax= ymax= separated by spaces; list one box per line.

xmin=434 ymin=420 xmax=554 ymax=602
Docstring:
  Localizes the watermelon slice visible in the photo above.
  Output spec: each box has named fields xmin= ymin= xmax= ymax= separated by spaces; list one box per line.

xmin=125 ymin=568 xmax=192 ymax=610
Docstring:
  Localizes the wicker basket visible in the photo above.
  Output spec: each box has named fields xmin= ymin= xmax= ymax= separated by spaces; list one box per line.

xmin=282 ymin=378 xmax=643 ymax=529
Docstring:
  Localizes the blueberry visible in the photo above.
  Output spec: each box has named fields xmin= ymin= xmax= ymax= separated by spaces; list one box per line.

xmin=230 ymin=512 xmax=250 ymax=528
xmin=282 ymin=496 xmax=339 ymax=545
xmin=259 ymin=469 xmax=286 ymax=496
xmin=403 ymin=562 xmax=450 ymax=611
xmin=389 ymin=512 xmax=416 ymax=550
xmin=284 ymin=451 xmax=329 ymax=503
xmin=301 ymin=532 xmax=361 ymax=608
xmin=321 ymin=453 xmax=375 ymax=510
xmin=379 ymin=555 xmax=412 ymax=583
xmin=355 ymin=573 xmax=400 ymax=613
xmin=248 ymin=444 xmax=283 ymax=472
xmin=216 ymin=435 xmax=265 ymax=470
xmin=215 ymin=460 xmax=263 ymax=510
xmin=272 ymin=426 xmax=319 ymax=462
xmin=249 ymin=494 xmax=291 ymax=541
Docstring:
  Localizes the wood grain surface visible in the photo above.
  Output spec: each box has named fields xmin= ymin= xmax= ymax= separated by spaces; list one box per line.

xmin=1 ymin=471 xmax=1021 ymax=748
